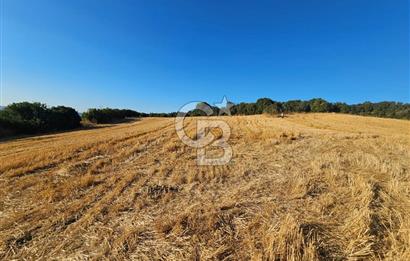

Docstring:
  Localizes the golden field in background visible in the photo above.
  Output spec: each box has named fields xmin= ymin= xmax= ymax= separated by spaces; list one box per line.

xmin=0 ymin=114 xmax=409 ymax=260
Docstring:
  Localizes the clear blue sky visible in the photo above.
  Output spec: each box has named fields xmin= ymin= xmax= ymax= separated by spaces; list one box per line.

xmin=1 ymin=0 xmax=409 ymax=112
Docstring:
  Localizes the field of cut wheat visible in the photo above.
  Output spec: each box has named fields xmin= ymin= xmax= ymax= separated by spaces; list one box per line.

xmin=0 ymin=114 xmax=409 ymax=260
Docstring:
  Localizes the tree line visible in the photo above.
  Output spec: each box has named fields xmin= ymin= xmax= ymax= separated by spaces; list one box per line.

xmin=0 ymin=103 xmax=179 ymax=137
xmin=82 ymin=108 xmax=177 ymax=123
xmin=229 ymin=98 xmax=410 ymax=119
xmin=0 ymin=102 xmax=81 ymax=137
xmin=1 ymin=98 xmax=409 ymax=137
xmin=185 ymin=98 xmax=410 ymax=120
xmin=82 ymin=108 xmax=143 ymax=123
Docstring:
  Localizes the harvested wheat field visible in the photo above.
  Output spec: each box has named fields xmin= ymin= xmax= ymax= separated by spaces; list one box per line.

xmin=0 ymin=114 xmax=409 ymax=260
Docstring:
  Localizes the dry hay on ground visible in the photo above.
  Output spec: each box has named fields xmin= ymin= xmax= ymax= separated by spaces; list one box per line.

xmin=0 ymin=114 xmax=409 ymax=260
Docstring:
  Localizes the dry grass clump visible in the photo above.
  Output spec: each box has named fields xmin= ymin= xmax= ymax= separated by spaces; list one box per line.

xmin=0 ymin=114 xmax=409 ymax=260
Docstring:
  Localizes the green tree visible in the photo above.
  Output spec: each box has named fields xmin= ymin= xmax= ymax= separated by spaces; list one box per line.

xmin=82 ymin=108 xmax=142 ymax=123
xmin=333 ymin=102 xmax=350 ymax=113
xmin=49 ymin=106 xmax=81 ymax=130
xmin=283 ymin=100 xmax=310 ymax=112
xmin=256 ymin=98 xmax=274 ymax=114
xmin=0 ymin=102 xmax=81 ymax=136
xmin=309 ymin=98 xmax=332 ymax=112
xmin=263 ymin=103 xmax=282 ymax=115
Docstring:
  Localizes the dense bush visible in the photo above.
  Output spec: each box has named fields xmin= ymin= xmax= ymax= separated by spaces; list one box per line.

xmin=231 ymin=102 xmax=258 ymax=115
xmin=145 ymin=112 xmax=177 ymax=117
xmin=309 ymin=98 xmax=332 ymax=112
xmin=82 ymin=108 xmax=143 ymax=123
xmin=48 ymin=106 xmax=82 ymax=130
xmin=0 ymin=102 xmax=81 ymax=136
xmin=256 ymin=98 xmax=275 ymax=114
xmin=263 ymin=103 xmax=282 ymax=114
xmin=283 ymin=100 xmax=310 ymax=112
